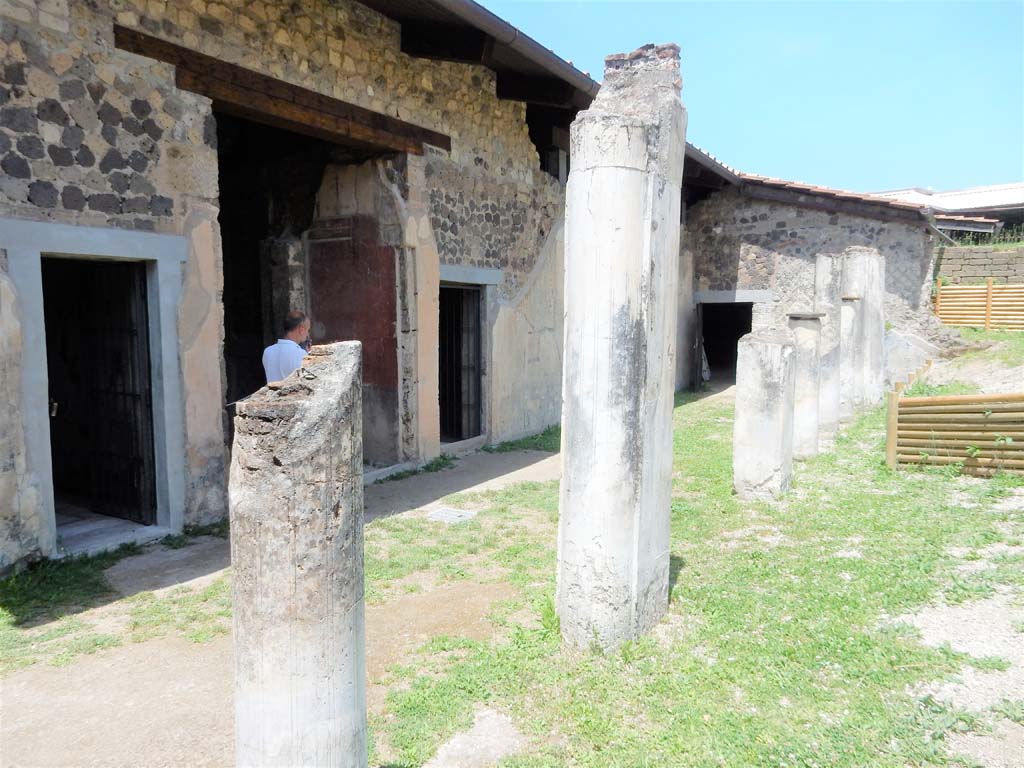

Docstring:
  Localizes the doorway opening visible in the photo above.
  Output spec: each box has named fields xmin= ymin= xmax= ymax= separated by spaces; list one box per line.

xmin=699 ymin=302 xmax=753 ymax=382
xmin=42 ymin=256 xmax=157 ymax=536
xmin=439 ymin=284 xmax=483 ymax=443
xmin=216 ymin=112 xmax=333 ymax=406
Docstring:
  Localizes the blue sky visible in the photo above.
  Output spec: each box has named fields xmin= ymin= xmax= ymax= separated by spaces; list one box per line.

xmin=485 ymin=1 xmax=1024 ymax=193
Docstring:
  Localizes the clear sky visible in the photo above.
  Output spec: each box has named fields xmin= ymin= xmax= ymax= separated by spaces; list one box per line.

xmin=485 ymin=1 xmax=1024 ymax=193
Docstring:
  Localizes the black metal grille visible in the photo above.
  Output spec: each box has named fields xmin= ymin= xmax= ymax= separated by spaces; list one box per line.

xmin=439 ymin=284 xmax=482 ymax=442
xmin=42 ymin=257 xmax=157 ymax=525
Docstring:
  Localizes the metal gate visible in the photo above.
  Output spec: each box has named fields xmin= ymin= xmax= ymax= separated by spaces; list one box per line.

xmin=42 ymin=257 xmax=157 ymax=524
xmin=439 ymin=284 xmax=482 ymax=442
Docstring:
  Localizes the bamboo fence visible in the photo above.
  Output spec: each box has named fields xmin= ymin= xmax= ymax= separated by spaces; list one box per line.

xmin=886 ymin=384 xmax=1024 ymax=477
xmin=934 ymin=278 xmax=1024 ymax=331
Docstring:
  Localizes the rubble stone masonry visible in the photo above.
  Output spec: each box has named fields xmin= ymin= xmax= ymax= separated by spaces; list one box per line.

xmin=685 ymin=186 xmax=945 ymax=340
xmin=0 ymin=0 xmax=564 ymax=563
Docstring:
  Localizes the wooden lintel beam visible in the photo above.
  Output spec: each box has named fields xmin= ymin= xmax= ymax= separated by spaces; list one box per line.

xmin=114 ymin=25 xmax=451 ymax=154
xmin=741 ymin=183 xmax=925 ymax=226
xmin=496 ymin=73 xmax=576 ymax=107
xmin=400 ymin=22 xmax=488 ymax=63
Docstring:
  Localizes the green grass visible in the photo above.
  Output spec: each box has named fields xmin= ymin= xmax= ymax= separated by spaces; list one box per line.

xmin=0 ymin=543 xmax=142 ymax=673
xmin=368 ymin=390 xmax=1024 ymax=766
xmin=126 ymin=574 xmax=232 ymax=643
xmin=375 ymin=453 xmax=457 ymax=484
xmin=483 ymin=425 xmax=561 ymax=453
xmin=954 ymin=328 xmax=1024 ymax=367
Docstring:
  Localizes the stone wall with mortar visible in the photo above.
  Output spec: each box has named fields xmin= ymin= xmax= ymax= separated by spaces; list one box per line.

xmin=0 ymin=0 xmax=564 ymax=566
xmin=0 ymin=260 xmax=50 ymax=573
xmin=938 ymin=245 xmax=1024 ymax=285
xmin=685 ymin=186 xmax=949 ymax=342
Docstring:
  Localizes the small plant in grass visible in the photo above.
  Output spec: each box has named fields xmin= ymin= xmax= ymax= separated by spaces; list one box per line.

xmin=993 ymin=699 xmax=1024 ymax=724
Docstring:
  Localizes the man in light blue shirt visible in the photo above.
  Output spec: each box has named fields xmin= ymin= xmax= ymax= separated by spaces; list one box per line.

xmin=262 ymin=310 xmax=311 ymax=383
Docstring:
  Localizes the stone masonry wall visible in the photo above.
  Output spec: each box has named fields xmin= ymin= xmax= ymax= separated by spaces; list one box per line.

xmin=426 ymin=151 xmax=563 ymax=299
xmin=685 ymin=186 xmax=950 ymax=342
xmin=938 ymin=245 xmax=1024 ymax=285
xmin=0 ymin=0 xmax=560 ymax=562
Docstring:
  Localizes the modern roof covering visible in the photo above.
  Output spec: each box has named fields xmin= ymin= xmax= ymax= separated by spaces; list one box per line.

xmin=684 ymin=143 xmax=928 ymax=221
xmin=872 ymin=183 xmax=1024 ymax=214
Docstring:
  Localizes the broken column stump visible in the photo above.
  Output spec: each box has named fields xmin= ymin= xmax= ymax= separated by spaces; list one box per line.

xmin=229 ymin=342 xmax=367 ymax=768
xmin=814 ymin=254 xmax=842 ymax=448
xmin=557 ymin=43 xmax=687 ymax=650
xmin=733 ymin=330 xmax=796 ymax=499
xmin=788 ymin=312 xmax=824 ymax=460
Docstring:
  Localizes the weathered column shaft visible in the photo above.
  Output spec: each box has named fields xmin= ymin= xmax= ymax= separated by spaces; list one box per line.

xmin=733 ymin=330 xmax=796 ymax=499
xmin=842 ymin=247 xmax=886 ymax=408
xmin=839 ymin=297 xmax=860 ymax=422
xmin=788 ymin=313 xmax=824 ymax=459
xmin=557 ymin=44 xmax=687 ymax=650
xmin=862 ymin=253 xmax=886 ymax=405
xmin=229 ymin=342 xmax=367 ymax=768
xmin=814 ymin=254 xmax=842 ymax=447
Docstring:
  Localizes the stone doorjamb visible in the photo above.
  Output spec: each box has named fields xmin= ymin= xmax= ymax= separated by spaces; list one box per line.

xmin=1 ymin=217 xmax=189 ymax=549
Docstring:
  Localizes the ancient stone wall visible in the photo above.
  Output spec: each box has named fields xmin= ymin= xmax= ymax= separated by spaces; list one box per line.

xmin=685 ymin=186 xmax=946 ymax=340
xmin=0 ymin=261 xmax=50 ymax=573
xmin=938 ymin=245 xmax=1024 ymax=285
xmin=426 ymin=153 xmax=563 ymax=299
xmin=0 ymin=0 xmax=563 ymax=557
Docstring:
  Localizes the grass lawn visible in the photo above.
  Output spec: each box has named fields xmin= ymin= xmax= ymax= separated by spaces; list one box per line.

xmin=2 ymin=339 xmax=1022 ymax=765
xmin=365 ymin=390 xmax=1024 ymax=766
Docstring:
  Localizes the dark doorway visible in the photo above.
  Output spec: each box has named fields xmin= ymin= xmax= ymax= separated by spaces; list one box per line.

xmin=699 ymin=302 xmax=753 ymax=381
xmin=216 ymin=112 xmax=333 ymax=405
xmin=439 ymin=285 xmax=482 ymax=443
xmin=42 ymin=257 xmax=156 ymax=525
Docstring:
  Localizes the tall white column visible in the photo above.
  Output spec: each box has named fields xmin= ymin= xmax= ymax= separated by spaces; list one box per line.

xmin=788 ymin=313 xmax=824 ymax=459
xmin=229 ymin=343 xmax=367 ymax=768
xmin=814 ymin=254 xmax=842 ymax=448
xmin=557 ymin=44 xmax=687 ymax=651
xmin=839 ymin=296 xmax=860 ymax=422
xmin=733 ymin=330 xmax=796 ymax=499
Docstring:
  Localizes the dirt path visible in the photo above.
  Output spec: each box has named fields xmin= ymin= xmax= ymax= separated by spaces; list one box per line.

xmin=0 ymin=449 xmax=556 ymax=768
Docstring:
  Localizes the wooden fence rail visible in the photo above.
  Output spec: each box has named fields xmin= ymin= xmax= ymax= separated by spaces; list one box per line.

xmin=934 ymin=278 xmax=1024 ymax=331
xmin=886 ymin=389 xmax=1024 ymax=476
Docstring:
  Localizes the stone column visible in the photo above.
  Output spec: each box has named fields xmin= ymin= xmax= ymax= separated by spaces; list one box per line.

xmin=229 ymin=342 xmax=367 ymax=768
xmin=733 ymin=330 xmax=796 ymax=499
xmin=788 ymin=312 xmax=824 ymax=459
xmin=862 ymin=252 xmax=886 ymax=405
xmin=839 ymin=296 xmax=860 ymax=422
xmin=814 ymin=254 xmax=842 ymax=448
xmin=557 ymin=43 xmax=686 ymax=651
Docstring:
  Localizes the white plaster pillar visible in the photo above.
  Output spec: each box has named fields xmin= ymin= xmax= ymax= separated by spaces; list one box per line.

xmin=557 ymin=44 xmax=687 ymax=651
xmin=733 ymin=329 xmax=796 ymax=499
xmin=229 ymin=343 xmax=367 ymax=768
xmin=788 ymin=312 xmax=824 ymax=460
xmin=814 ymin=254 xmax=842 ymax=447
xmin=839 ymin=297 xmax=860 ymax=422
xmin=862 ymin=252 xmax=886 ymax=405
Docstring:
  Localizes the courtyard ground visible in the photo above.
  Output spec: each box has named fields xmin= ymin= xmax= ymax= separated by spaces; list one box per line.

xmin=1 ymin=332 xmax=1022 ymax=767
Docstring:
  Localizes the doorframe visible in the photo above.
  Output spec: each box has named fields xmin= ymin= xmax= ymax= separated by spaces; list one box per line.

xmin=437 ymin=265 xmax=501 ymax=451
xmin=1 ymin=218 xmax=188 ymax=552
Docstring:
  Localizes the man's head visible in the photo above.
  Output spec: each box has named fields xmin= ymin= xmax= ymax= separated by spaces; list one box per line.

xmin=283 ymin=310 xmax=310 ymax=344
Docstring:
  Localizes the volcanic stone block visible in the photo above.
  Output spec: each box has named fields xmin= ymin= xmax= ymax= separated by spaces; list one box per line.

xmin=229 ymin=342 xmax=367 ymax=768
xmin=814 ymin=254 xmax=841 ymax=448
xmin=557 ymin=43 xmax=687 ymax=651
xmin=788 ymin=312 xmax=824 ymax=459
xmin=733 ymin=329 xmax=796 ymax=499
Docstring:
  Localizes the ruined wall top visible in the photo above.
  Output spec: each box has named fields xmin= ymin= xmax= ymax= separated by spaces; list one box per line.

xmin=570 ymin=43 xmax=686 ymax=179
